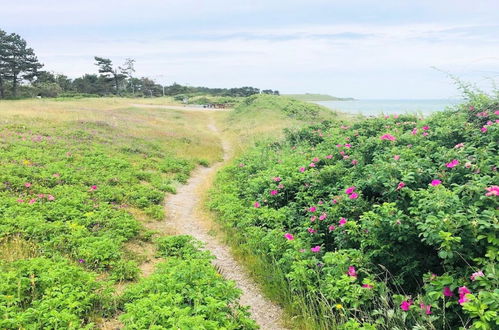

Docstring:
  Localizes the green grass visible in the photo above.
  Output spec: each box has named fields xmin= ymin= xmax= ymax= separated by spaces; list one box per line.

xmin=285 ymin=93 xmax=354 ymax=101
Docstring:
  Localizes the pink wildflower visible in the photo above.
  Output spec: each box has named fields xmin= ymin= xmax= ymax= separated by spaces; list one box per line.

xmin=328 ymin=225 xmax=336 ymax=231
xmin=312 ymin=157 xmax=320 ymax=162
xmin=24 ymin=182 xmax=31 ymax=188
xmin=299 ymin=167 xmax=305 ymax=173
xmin=347 ymin=266 xmax=357 ymax=277
xmin=470 ymin=270 xmax=484 ymax=281
xmin=339 ymin=218 xmax=347 ymax=226
xmin=345 ymin=186 xmax=356 ymax=195
xmin=380 ymin=134 xmax=396 ymax=141
xmin=254 ymin=201 xmax=261 ymax=208
xmin=273 ymin=177 xmax=282 ymax=182
xmin=318 ymin=200 xmax=324 ymax=205
xmin=309 ymin=162 xmax=316 ymax=168
xmin=345 ymin=144 xmax=351 ymax=148
xmin=495 ymin=110 xmax=499 ymax=115
xmin=411 ymin=128 xmax=418 ymax=135
xmin=454 ymin=143 xmax=464 ymax=148
xmin=343 ymin=155 xmax=350 ymax=160
xmin=332 ymin=199 xmax=338 ymax=204
xmin=37 ymin=194 xmax=45 ymax=198
xmin=420 ymin=303 xmax=432 ymax=315
xmin=239 ymin=163 xmax=245 ymax=167
xmin=339 ymin=151 xmax=345 ymax=156
xmin=52 ymin=173 xmax=60 ymax=177
xmin=336 ymin=144 xmax=343 ymax=148
xmin=319 ymin=213 xmax=327 ymax=221
xmin=446 ymin=159 xmax=459 ymax=168
xmin=284 ymin=233 xmax=294 ymax=240
xmin=396 ymin=182 xmax=406 ymax=190
xmin=422 ymin=126 xmax=430 ymax=130
xmin=307 ymin=228 xmax=316 ymax=234
xmin=393 ymin=155 xmax=400 ymax=160
xmin=47 ymin=195 xmax=55 ymax=201
xmin=443 ymin=287 xmax=454 ymax=297
xmin=78 ymin=259 xmax=85 ymax=263
xmin=349 ymin=193 xmax=358 ymax=199
xmin=485 ymin=186 xmax=499 ymax=196
xmin=90 ymin=185 xmax=98 ymax=191
xmin=362 ymin=284 xmax=373 ymax=289
xmin=351 ymin=159 xmax=358 ymax=165
xmin=430 ymin=180 xmax=441 ymax=186
xmin=400 ymin=300 xmax=413 ymax=311
xmin=309 ymin=206 xmax=317 ymax=212
xmin=311 ymin=246 xmax=321 ymax=253
xmin=481 ymin=126 xmax=488 ymax=133
xmin=422 ymin=132 xmax=429 ymax=136
xmin=28 ymin=199 xmax=37 ymax=204
xmin=270 ymin=190 xmax=278 ymax=196
xmin=17 ymin=199 xmax=24 ymax=203
xmin=310 ymin=216 xmax=317 ymax=222
xmin=325 ymin=154 xmax=333 ymax=159
xmin=458 ymin=286 xmax=471 ymax=305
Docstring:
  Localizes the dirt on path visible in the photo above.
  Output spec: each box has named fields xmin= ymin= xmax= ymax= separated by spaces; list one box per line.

xmin=164 ymin=122 xmax=287 ymax=330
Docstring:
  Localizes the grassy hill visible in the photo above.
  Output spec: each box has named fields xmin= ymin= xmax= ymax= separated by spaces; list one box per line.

xmin=285 ymin=93 xmax=355 ymax=101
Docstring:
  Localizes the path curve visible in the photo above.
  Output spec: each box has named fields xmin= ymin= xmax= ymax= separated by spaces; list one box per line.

xmin=131 ymin=104 xmax=230 ymax=112
xmin=165 ymin=122 xmax=287 ymax=330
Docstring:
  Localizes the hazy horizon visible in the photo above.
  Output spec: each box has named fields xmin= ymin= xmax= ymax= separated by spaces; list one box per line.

xmin=1 ymin=0 xmax=499 ymax=99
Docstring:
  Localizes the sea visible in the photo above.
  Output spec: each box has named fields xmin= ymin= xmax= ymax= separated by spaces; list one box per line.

xmin=315 ymin=99 xmax=462 ymax=117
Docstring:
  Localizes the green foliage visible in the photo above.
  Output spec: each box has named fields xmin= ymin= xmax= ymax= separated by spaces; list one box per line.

xmin=120 ymin=236 xmax=258 ymax=329
xmin=210 ymin=90 xmax=499 ymax=328
xmin=0 ymin=117 xmax=196 ymax=326
xmin=235 ymin=94 xmax=335 ymax=120
xmin=0 ymin=257 xmax=113 ymax=329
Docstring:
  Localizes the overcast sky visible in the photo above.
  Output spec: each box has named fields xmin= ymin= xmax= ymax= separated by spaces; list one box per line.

xmin=2 ymin=0 xmax=499 ymax=99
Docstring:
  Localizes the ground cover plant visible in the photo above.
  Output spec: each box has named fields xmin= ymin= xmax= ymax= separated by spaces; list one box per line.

xmin=120 ymin=235 xmax=258 ymax=329
xmin=0 ymin=98 xmax=243 ymax=328
xmin=209 ymin=88 xmax=499 ymax=329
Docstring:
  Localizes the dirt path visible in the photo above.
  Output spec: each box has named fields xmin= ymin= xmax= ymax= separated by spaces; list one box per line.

xmin=131 ymin=104 xmax=230 ymax=112
xmin=164 ymin=122 xmax=287 ymax=330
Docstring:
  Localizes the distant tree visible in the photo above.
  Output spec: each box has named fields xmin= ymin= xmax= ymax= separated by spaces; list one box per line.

xmin=54 ymin=74 xmax=73 ymax=92
xmin=0 ymin=29 xmax=8 ymax=98
xmin=73 ymin=74 xmax=111 ymax=95
xmin=119 ymin=58 xmax=136 ymax=94
xmin=0 ymin=32 xmax=43 ymax=97
xmin=273 ymin=90 xmax=280 ymax=95
xmin=139 ymin=77 xmax=163 ymax=97
xmin=262 ymin=89 xmax=274 ymax=95
xmin=94 ymin=56 xmax=126 ymax=94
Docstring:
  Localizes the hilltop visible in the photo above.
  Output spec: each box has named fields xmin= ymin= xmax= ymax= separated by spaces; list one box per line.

xmin=285 ymin=93 xmax=355 ymax=101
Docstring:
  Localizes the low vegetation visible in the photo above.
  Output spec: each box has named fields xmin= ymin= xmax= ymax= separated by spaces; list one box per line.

xmin=285 ymin=94 xmax=355 ymax=102
xmin=209 ymin=88 xmax=498 ymax=329
xmin=0 ymin=98 xmax=240 ymax=328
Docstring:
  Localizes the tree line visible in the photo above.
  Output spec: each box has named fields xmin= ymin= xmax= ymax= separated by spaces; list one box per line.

xmin=0 ymin=28 xmax=279 ymax=99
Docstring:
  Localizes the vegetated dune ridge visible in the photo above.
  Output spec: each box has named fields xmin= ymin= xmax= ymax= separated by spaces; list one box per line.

xmin=209 ymin=89 xmax=499 ymax=329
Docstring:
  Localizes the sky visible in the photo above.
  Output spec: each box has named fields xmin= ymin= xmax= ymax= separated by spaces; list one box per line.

xmin=1 ymin=0 xmax=499 ymax=99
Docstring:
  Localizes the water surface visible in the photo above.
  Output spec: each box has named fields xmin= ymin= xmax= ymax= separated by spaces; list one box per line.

xmin=316 ymin=99 xmax=462 ymax=116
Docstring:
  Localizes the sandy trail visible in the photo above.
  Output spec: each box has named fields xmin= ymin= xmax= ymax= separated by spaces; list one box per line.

xmin=131 ymin=104 xmax=230 ymax=111
xmin=164 ymin=122 xmax=287 ymax=330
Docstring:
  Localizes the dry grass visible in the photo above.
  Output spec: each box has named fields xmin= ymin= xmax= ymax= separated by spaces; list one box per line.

xmin=0 ymin=236 xmax=38 ymax=261
xmin=0 ymin=97 xmax=223 ymax=164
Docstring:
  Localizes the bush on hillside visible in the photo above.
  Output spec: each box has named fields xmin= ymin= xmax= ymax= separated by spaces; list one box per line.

xmin=210 ymin=89 xmax=499 ymax=329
